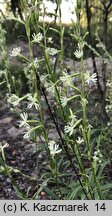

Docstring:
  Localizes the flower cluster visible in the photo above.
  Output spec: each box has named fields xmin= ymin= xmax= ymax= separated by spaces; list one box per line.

xmin=106 ymin=104 xmax=112 ymax=113
xmin=64 ymin=122 xmax=75 ymax=136
xmin=76 ymin=137 xmax=84 ymax=145
xmin=23 ymin=127 xmax=31 ymax=139
xmin=32 ymin=32 xmax=43 ymax=43
xmin=45 ymin=80 xmax=56 ymax=96
xmin=93 ymin=150 xmax=103 ymax=163
xmin=19 ymin=112 xmax=29 ymax=128
xmin=60 ymin=96 xmax=68 ymax=107
xmin=46 ymin=48 xmax=59 ymax=56
xmin=74 ymin=43 xmax=83 ymax=59
xmin=7 ymin=94 xmax=20 ymax=106
xmin=85 ymin=71 xmax=97 ymax=85
xmin=10 ymin=47 xmax=21 ymax=57
xmin=64 ymin=109 xmax=77 ymax=136
xmin=27 ymin=93 xmax=39 ymax=110
xmin=60 ymin=71 xmax=73 ymax=86
xmin=48 ymin=140 xmax=62 ymax=157
xmin=19 ymin=112 xmax=31 ymax=139
xmin=47 ymin=37 xmax=53 ymax=44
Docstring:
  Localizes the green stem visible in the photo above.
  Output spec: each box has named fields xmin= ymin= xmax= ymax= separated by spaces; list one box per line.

xmin=44 ymin=46 xmax=66 ymax=122
xmin=92 ymin=166 xmax=103 ymax=199
xmin=81 ymin=57 xmax=102 ymax=199
xmin=54 ymin=158 xmax=63 ymax=199
xmin=72 ymin=142 xmax=93 ymax=199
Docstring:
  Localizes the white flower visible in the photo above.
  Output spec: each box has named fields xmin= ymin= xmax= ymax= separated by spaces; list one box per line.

xmin=48 ymin=140 xmax=62 ymax=157
xmin=40 ymin=75 xmax=48 ymax=84
xmin=60 ymin=96 xmax=68 ymax=107
xmin=10 ymin=47 xmax=21 ymax=56
xmin=74 ymin=49 xmax=83 ymax=59
xmin=23 ymin=130 xmax=30 ymax=139
xmin=69 ymin=109 xmax=76 ymax=123
xmin=106 ymin=105 xmax=111 ymax=113
xmin=46 ymin=48 xmax=59 ymax=56
xmin=76 ymin=137 xmax=84 ymax=144
xmin=33 ymin=58 xmax=39 ymax=69
xmin=19 ymin=112 xmax=29 ymax=128
xmin=74 ymin=43 xmax=84 ymax=59
xmin=48 ymin=37 xmax=53 ymax=44
xmin=85 ymin=71 xmax=97 ymax=84
xmin=23 ymin=124 xmax=32 ymax=139
xmin=107 ymin=122 xmax=111 ymax=127
xmin=61 ymin=95 xmax=80 ymax=107
xmin=27 ymin=93 xmax=39 ymax=110
xmin=60 ymin=71 xmax=73 ymax=86
xmin=32 ymin=32 xmax=43 ymax=43
xmin=7 ymin=94 xmax=20 ymax=106
xmin=93 ymin=149 xmax=103 ymax=163
xmin=64 ymin=117 xmax=81 ymax=136
xmin=93 ymin=155 xmax=99 ymax=161
xmin=46 ymin=81 xmax=57 ymax=96
xmin=64 ymin=122 xmax=75 ymax=136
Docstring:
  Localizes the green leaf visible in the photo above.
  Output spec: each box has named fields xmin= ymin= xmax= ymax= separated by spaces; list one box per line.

xmin=97 ymin=161 xmax=108 ymax=176
xmin=68 ymin=94 xmax=81 ymax=103
xmin=44 ymin=186 xmax=59 ymax=199
xmin=49 ymin=27 xmax=60 ymax=34
xmin=101 ymin=183 xmax=112 ymax=191
xmin=87 ymin=126 xmax=91 ymax=143
xmin=66 ymin=182 xmax=82 ymax=199
xmin=1 ymin=148 xmax=6 ymax=162
xmin=69 ymin=85 xmax=81 ymax=93
xmin=60 ymin=27 xmax=65 ymax=36
xmin=8 ymin=16 xmax=25 ymax=25
xmin=32 ymin=179 xmax=51 ymax=199
xmin=25 ymin=17 xmax=31 ymax=37
xmin=13 ymin=184 xmax=26 ymax=199
xmin=73 ymin=118 xmax=82 ymax=129
xmin=68 ymin=185 xmax=81 ymax=199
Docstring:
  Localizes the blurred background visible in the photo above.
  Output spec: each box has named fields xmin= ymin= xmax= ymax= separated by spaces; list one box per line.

xmin=0 ymin=0 xmax=77 ymax=24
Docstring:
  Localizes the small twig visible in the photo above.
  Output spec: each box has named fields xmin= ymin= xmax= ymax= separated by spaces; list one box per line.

xmin=107 ymin=0 xmax=112 ymax=10
xmin=91 ymin=5 xmax=104 ymax=12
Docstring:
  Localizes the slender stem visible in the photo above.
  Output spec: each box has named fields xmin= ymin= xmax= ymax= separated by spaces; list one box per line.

xmin=35 ymin=73 xmax=89 ymax=199
xmin=54 ymin=158 xmax=63 ymax=199
xmin=43 ymin=43 xmax=66 ymax=122
xmin=72 ymin=141 xmax=93 ymax=199
xmin=92 ymin=166 xmax=103 ymax=199
xmin=81 ymin=57 xmax=102 ymax=199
